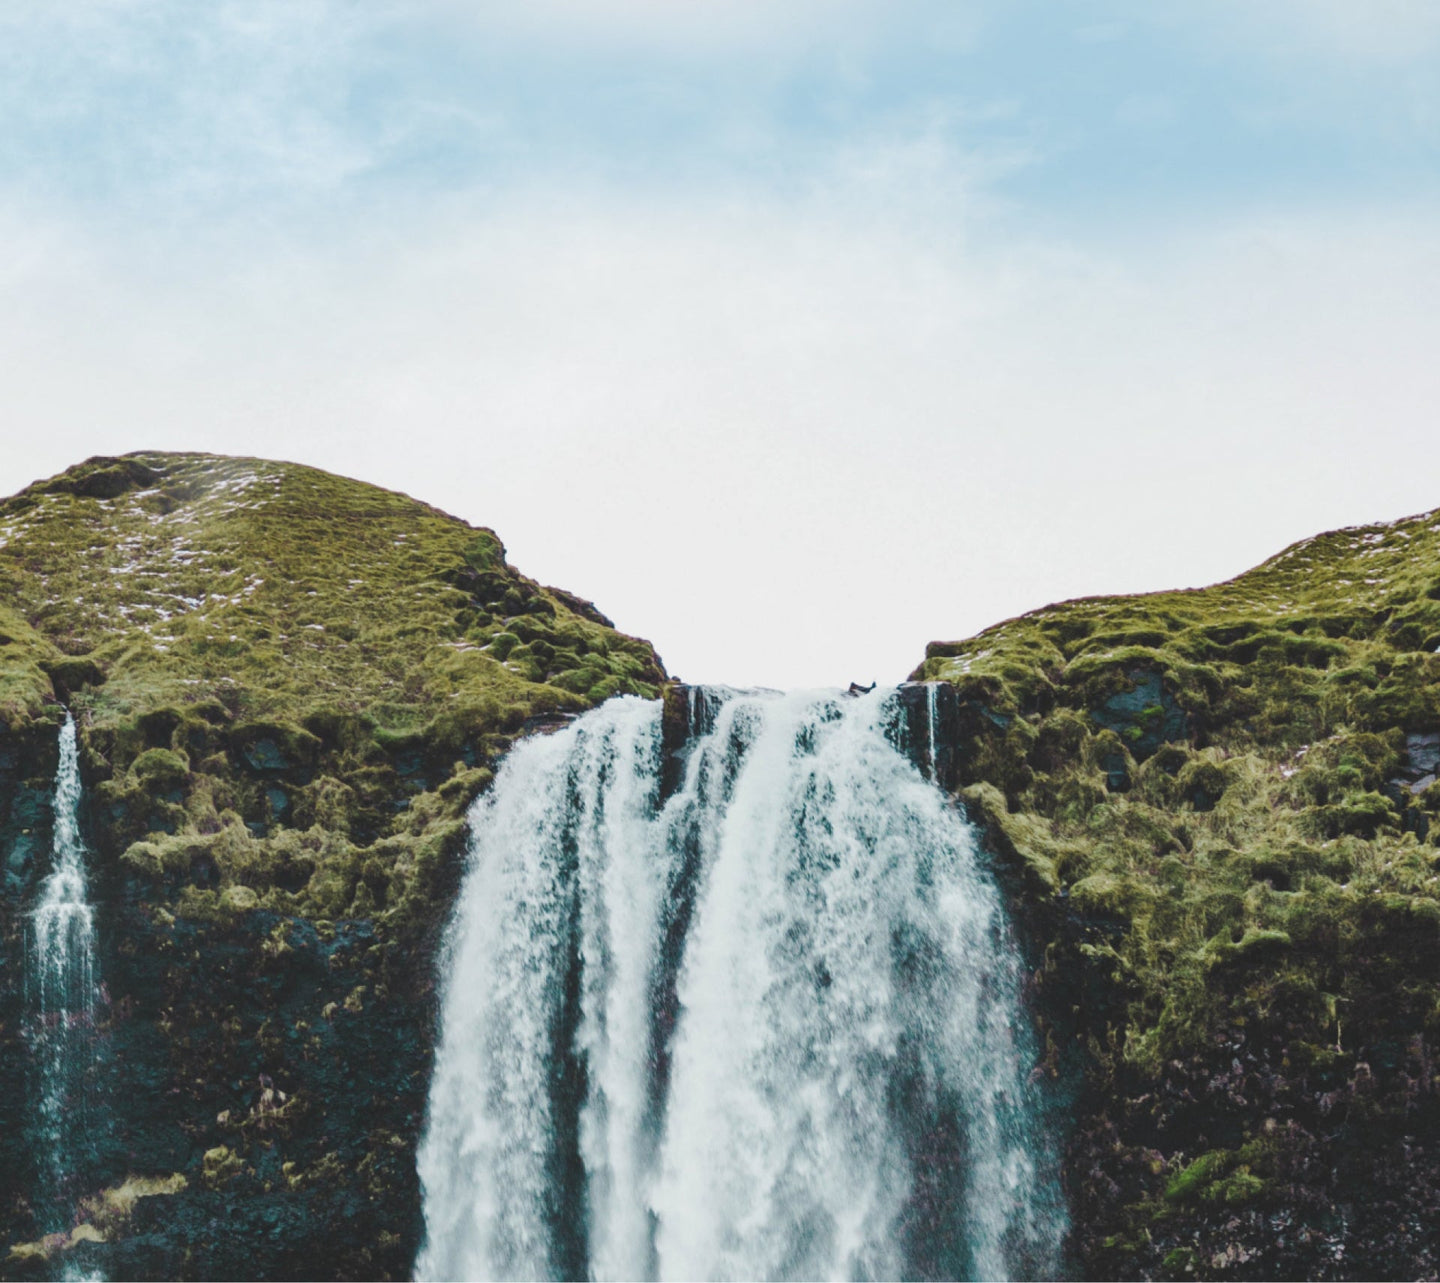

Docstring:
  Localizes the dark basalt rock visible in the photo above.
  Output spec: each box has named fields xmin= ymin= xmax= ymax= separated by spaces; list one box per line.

xmin=241 ymin=738 xmax=291 ymax=774
xmin=660 ymin=684 xmax=731 ymax=800
xmin=0 ymin=452 xmax=668 ymax=1278
xmin=1406 ymin=731 xmax=1440 ymax=777
xmin=893 ymin=681 xmax=961 ymax=791
xmin=1089 ymin=668 xmax=1190 ymax=761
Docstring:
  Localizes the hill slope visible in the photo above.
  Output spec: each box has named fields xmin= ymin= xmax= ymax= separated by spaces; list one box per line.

xmin=1 ymin=452 xmax=664 ymax=1279
xmin=914 ymin=509 xmax=1440 ymax=1279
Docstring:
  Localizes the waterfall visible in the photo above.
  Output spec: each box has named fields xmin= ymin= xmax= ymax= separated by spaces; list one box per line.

xmin=926 ymin=680 xmax=940 ymax=783
xmin=27 ymin=711 xmax=101 ymax=1230
xmin=417 ymin=688 xmax=1064 ymax=1282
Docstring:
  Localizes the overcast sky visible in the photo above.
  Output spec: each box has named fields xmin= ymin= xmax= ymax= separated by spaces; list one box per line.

xmin=1 ymin=2 xmax=1437 ymax=687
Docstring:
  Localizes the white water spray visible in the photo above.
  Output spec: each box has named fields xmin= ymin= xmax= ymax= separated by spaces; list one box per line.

xmin=926 ymin=680 xmax=940 ymax=783
xmin=28 ymin=712 xmax=101 ymax=1227
xmin=418 ymin=689 xmax=1064 ymax=1281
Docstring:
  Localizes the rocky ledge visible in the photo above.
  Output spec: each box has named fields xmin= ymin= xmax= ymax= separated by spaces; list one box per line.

xmin=914 ymin=507 xmax=1440 ymax=1279
xmin=0 ymin=452 xmax=664 ymax=1279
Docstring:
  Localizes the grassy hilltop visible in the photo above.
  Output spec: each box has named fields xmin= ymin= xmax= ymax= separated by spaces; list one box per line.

xmin=0 ymin=452 xmax=664 ymax=1279
xmin=0 ymin=451 xmax=663 ymax=925
xmin=914 ymin=508 xmax=1440 ymax=1278
xmin=7 ymin=450 xmax=1440 ymax=1279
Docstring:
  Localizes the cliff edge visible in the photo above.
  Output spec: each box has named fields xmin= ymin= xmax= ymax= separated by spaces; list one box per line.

xmin=0 ymin=452 xmax=664 ymax=1279
xmin=915 ymin=508 xmax=1440 ymax=1279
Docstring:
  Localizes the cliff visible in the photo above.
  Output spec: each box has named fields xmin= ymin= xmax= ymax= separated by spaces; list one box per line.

xmin=913 ymin=509 xmax=1440 ymax=1278
xmin=6 ymin=450 xmax=1440 ymax=1280
xmin=0 ymin=453 xmax=664 ymax=1279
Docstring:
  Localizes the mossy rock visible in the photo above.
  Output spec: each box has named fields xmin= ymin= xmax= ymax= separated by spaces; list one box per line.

xmin=1204 ymin=927 xmax=1292 ymax=970
xmin=131 ymin=747 xmax=190 ymax=790
xmin=220 ymin=884 xmax=260 ymax=913
xmin=916 ymin=501 xmax=1440 ymax=1277
xmin=959 ymin=782 xmax=1060 ymax=896
xmin=41 ymin=655 xmax=106 ymax=696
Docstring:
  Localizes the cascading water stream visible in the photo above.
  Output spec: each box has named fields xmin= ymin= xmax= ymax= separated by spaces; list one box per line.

xmin=417 ymin=687 xmax=1064 ymax=1282
xmin=27 ymin=711 xmax=102 ymax=1233
xmin=926 ymin=680 xmax=940 ymax=782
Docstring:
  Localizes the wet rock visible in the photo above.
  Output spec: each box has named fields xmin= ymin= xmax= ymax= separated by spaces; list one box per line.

xmin=1101 ymin=751 xmax=1131 ymax=793
xmin=241 ymin=738 xmax=290 ymax=774
xmin=894 ymin=681 xmax=961 ymax=791
xmin=1406 ymin=731 xmax=1440 ymax=777
xmin=1089 ymin=669 xmax=1189 ymax=761
xmin=519 ymin=712 xmax=577 ymax=737
xmin=660 ymin=684 xmax=729 ymax=800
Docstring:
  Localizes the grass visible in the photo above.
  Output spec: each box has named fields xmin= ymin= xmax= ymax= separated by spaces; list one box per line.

xmin=914 ymin=504 xmax=1440 ymax=1276
xmin=913 ymin=505 xmax=1440 ymax=1064
xmin=0 ymin=451 xmax=666 ymax=930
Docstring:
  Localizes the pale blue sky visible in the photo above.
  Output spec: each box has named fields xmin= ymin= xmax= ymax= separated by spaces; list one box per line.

xmin=3 ymin=4 xmax=1436 ymax=232
xmin=2 ymin=2 xmax=1438 ymax=685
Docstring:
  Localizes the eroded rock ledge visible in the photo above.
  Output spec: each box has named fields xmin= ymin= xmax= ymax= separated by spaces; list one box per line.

xmin=0 ymin=452 xmax=665 ymax=1280
xmin=915 ymin=508 xmax=1440 ymax=1280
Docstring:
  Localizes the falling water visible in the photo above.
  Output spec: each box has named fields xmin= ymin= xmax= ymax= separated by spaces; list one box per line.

xmin=417 ymin=688 xmax=1064 ymax=1282
xmin=27 ymin=711 xmax=101 ymax=1229
xmin=926 ymin=680 xmax=941 ymax=783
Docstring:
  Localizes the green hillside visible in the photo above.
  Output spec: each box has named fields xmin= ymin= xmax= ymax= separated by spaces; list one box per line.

xmin=914 ymin=508 xmax=1440 ymax=1278
xmin=0 ymin=452 xmax=665 ymax=1278
xmin=0 ymin=451 xmax=664 ymax=926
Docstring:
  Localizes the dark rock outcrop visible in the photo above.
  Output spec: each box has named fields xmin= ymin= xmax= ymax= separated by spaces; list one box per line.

xmin=916 ymin=505 xmax=1440 ymax=1280
xmin=0 ymin=453 xmax=666 ymax=1279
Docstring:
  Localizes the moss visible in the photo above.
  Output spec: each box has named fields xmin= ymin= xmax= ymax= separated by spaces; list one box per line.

xmin=916 ymin=501 xmax=1440 ymax=1273
xmin=0 ymin=453 xmax=663 ymax=740
xmin=1205 ymin=927 xmax=1292 ymax=969
xmin=131 ymin=747 xmax=190 ymax=790
xmin=202 ymin=1145 xmax=245 ymax=1189
xmin=0 ymin=451 xmax=668 ymax=991
xmin=1161 ymin=1246 xmax=1197 ymax=1274
xmin=1070 ymin=871 xmax=1157 ymax=922
xmin=78 ymin=1173 xmax=188 ymax=1235
xmin=1210 ymin=1167 xmax=1266 ymax=1204
xmin=1165 ymin=1149 xmax=1233 ymax=1203
xmin=221 ymin=884 xmax=260 ymax=913
xmin=959 ymin=782 xmax=1061 ymax=895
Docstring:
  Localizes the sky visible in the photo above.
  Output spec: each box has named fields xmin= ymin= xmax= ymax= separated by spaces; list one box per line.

xmin=0 ymin=2 xmax=1437 ymax=688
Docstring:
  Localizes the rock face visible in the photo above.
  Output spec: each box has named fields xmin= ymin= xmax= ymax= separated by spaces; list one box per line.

xmin=7 ymin=451 xmax=1440 ymax=1281
xmin=0 ymin=453 xmax=665 ymax=1279
xmin=914 ymin=509 xmax=1440 ymax=1280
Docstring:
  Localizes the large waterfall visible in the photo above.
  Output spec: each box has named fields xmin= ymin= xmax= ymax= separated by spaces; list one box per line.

xmin=27 ymin=711 xmax=102 ymax=1229
xmin=417 ymin=687 xmax=1064 ymax=1282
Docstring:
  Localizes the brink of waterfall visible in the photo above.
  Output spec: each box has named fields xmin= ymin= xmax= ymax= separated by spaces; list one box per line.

xmin=27 ymin=711 xmax=102 ymax=1233
xmin=417 ymin=687 xmax=1066 ymax=1282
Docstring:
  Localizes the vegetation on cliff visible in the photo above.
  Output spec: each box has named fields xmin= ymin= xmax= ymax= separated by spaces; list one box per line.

xmin=0 ymin=451 xmax=662 ymax=926
xmin=7 ymin=450 xmax=1439 ymax=1280
xmin=0 ymin=452 xmax=664 ymax=1278
xmin=914 ymin=508 xmax=1440 ymax=1279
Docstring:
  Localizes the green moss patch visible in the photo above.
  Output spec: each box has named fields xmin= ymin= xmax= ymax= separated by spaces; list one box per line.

xmin=916 ymin=505 xmax=1440 ymax=1276
xmin=0 ymin=452 xmax=666 ymax=951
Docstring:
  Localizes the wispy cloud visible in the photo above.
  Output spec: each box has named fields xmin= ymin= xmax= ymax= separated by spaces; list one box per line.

xmin=0 ymin=3 xmax=1435 ymax=685
xmin=2 ymin=168 xmax=1436 ymax=685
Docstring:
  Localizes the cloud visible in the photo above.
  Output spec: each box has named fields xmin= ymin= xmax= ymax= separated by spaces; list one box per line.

xmin=0 ymin=3 xmax=1436 ymax=686
xmin=1197 ymin=0 xmax=1440 ymax=66
xmin=1 ymin=160 xmax=1437 ymax=687
xmin=0 ymin=1 xmax=382 ymax=220
xmin=419 ymin=0 xmax=983 ymax=58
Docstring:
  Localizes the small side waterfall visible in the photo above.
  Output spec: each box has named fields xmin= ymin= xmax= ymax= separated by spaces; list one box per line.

xmin=418 ymin=687 xmax=1064 ymax=1282
xmin=27 ymin=711 xmax=102 ymax=1229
